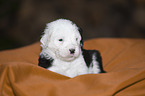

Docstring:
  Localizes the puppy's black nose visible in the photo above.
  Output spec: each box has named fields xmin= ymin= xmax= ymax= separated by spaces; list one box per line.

xmin=69 ymin=49 xmax=75 ymax=54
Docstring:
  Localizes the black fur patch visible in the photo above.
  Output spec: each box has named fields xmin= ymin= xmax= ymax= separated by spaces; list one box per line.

xmin=78 ymin=27 xmax=83 ymax=49
xmin=82 ymin=49 xmax=106 ymax=73
xmin=38 ymin=56 xmax=53 ymax=68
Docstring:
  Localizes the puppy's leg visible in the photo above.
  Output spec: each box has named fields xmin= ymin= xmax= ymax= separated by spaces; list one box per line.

xmin=83 ymin=49 xmax=106 ymax=73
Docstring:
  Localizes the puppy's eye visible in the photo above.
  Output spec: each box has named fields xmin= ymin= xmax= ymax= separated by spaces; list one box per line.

xmin=58 ymin=39 xmax=63 ymax=42
xmin=76 ymin=38 xmax=78 ymax=41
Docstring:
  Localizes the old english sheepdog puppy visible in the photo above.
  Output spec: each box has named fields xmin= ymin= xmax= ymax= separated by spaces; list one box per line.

xmin=38 ymin=19 xmax=105 ymax=78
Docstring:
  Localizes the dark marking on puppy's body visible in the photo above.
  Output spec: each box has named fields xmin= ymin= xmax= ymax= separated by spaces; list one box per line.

xmin=38 ymin=56 xmax=53 ymax=68
xmin=82 ymin=49 xmax=106 ymax=73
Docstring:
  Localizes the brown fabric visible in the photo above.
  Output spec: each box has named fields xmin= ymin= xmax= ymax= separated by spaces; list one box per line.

xmin=0 ymin=38 xmax=145 ymax=96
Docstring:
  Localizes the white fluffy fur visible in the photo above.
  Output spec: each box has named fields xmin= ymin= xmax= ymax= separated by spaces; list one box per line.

xmin=40 ymin=19 xmax=100 ymax=78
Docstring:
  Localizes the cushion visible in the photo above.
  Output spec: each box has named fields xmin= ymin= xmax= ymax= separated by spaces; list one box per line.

xmin=0 ymin=38 xmax=145 ymax=96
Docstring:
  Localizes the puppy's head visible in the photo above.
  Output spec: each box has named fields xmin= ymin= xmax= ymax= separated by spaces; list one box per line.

xmin=41 ymin=19 xmax=83 ymax=61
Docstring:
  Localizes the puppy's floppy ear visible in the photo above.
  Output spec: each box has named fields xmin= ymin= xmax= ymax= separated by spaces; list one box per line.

xmin=78 ymin=27 xmax=83 ymax=48
xmin=40 ymin=23 xmax=52 ymax=49
xmin=40 ymin=33 xmax=49 ymax=49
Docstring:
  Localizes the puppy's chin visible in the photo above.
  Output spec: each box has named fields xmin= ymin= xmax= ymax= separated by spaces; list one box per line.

xmin=61 ymin=57 xmax=76 ymax=62
xmin=57 ymin=54 xmax=80 ymax=62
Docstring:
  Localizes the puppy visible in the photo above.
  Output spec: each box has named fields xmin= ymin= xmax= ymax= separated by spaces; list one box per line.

xmin=38 ymin=19 xmax=105 ymax=78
